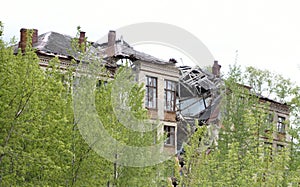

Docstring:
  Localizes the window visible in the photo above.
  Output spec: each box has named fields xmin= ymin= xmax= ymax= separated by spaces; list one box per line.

xmin=277 ymin=116 xmax=286 ymax=133
xmin=164 ymin=80 xmax=176 ymax=111
xmin=276 ymin=144 xmax=284 ymax=151
xmin=180 ymin=97 xmax=210 ymax=116
xmin=264 ymin=113 xmax=274 ymax=131
xmin=164 ymin=126 xmax=175 ymax=146
xmin=145 ymin=76 xmax=157 ymax=109
xmin=73 ymin=76 xmax=80 ymax=87
xmin=96 ymin=80 xmax=108 ymax=88
xmin=263 ymin=142 xmax=273 ymax=160
xmin=266 ymin=113 xmax=274 ymax=123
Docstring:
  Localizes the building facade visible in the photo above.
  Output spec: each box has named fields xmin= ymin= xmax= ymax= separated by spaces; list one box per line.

xmin=95 ymin=30 xmax=180 ymax=153
xmin=15 ymin=28 xmax=290 ymax=157
xmin=259 ymin=96 xmax=290 ymax=150
xmin=16 ymin=28 xmax=180 ymax=153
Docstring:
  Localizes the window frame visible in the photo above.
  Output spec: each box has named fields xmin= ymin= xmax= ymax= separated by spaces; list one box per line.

xmin=164 ymin=80 xmax=176 ymax=112
xmin=276 ymin=144 xmax=284 ymax=152
xmin=145 ymin=76 xmax=157 ymax=109
xmin=277 ymin=116 xmax=286 ymax=134
xmin=164 ymin=125 xmax=175 ymax=146
xmin=263 ymin=113 xmax=274 ymax=131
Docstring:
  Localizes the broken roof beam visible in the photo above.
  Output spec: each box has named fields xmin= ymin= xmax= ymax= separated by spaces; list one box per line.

xmin=197 ymin=77 xmax=215 ymax=90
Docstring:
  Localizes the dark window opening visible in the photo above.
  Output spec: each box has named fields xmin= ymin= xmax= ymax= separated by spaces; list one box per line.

xmin=164 ymin=80 xmax=176 ymax=111
xmin=277 ymin=116 xmax=286 ymax=133
xmin=164 ymin=126 xmax=175 ymax=146
xmin=96 ymin=80 xmax=108 ymax=88
xmin=145 ymin=76 xmax=157 ymax=109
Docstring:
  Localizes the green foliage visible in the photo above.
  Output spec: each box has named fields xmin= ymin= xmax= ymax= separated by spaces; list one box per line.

xmin=4 ymin=21 xmax=299 ymax=186
xmin=0 ymin=28 xmax=68 ymax=185
xmin=0 ymin=25 xmax=176 ymax=186
xmin=181 ymin=64 xmax=300 ymax=186
xmin=94 ymin=65 xmax=175 ymax=186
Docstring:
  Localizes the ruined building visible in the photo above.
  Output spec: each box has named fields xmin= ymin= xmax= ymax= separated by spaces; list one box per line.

xmin=15 ymin=28 xmax=290 ymax=158
xmin=94 ymin=30 xmax=180 ymax=153
xmin=15 ymin=28 xmax=180 ymax=153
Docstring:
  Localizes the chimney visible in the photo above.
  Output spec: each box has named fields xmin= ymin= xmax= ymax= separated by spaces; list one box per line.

xmin=19 ymin=28 xmax=27 ymax=53
xmin=78 ymin=31 xmax=86 ymax=51
xmin=32 ymin=29 xmax=38 ymax=45
xmin=18 ymin=28 xmax=38 ymax=53
xmin=107 ymin=30 xmax=116 ymax=56
xmin=212 ymin=60 xmax=221 ymax=77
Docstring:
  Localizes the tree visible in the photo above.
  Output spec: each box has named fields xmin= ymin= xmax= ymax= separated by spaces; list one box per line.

xmin=0 ymin=23 xmax=72 ymax=186
xmin=93 ymin=65 xmax=176 ymax=186
xmin=0 ymin=23 xmax=177 ymax=186
xmin=180 ymin=64 xmax=300 ymax=186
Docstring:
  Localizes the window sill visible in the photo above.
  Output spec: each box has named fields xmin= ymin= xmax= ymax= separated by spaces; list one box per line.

xmin=277 ymin=132 xmax=286 ymax=135
xmin=164 ymin=144 xmax=175 ymax=147
xmin=164 ymin=111 xmax=176 ymax=122
xmin=146 ymin=107 xmax=158 ymax=111
xmin=164 ymin=110 xmax=176 ymax=113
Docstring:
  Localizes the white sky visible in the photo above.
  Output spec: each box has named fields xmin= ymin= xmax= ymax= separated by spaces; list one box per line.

xmin=1 ymin=0 xmax=299 ymax=84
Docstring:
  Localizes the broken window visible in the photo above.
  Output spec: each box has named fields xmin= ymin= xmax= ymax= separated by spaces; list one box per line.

xmin=164 ymin=125 xmax=175 ymax=146
xmin=180 ymin=97 xmax=210 ymax=116
xmin=145 ymin=76 xmax=157 ymax=109
xmin=277 ymin=116 xmax=286 ymax=133
xmin=164 ymin=80 xmax=176 ymax=111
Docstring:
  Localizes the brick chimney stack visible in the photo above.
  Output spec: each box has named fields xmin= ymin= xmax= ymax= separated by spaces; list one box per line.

xmin=32 ymin=29 xmax=38 ymax=44
xmin=107 ymin=30 xmax=116 ymax=56
xmin=18 ymin=28 xmax=38 ymax=52
xmin=212 ymin=60 xmax=221 ymax=77
xmin=79 ymin=31 xmax=86 ymax=51
xmin=19 ymin=28 xmax=27 ymax=53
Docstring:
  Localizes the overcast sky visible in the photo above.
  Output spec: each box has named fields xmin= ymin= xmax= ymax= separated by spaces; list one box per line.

xmin=1 ymin=0 xmax=299 ymax=84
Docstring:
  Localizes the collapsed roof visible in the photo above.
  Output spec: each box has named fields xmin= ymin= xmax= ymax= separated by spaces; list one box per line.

xmin=176 ymin=64 xmax=222 ymax=152
xmin=177 ymin=65 xmax=221 ymax=123
xmin=14 ymin=28 xmax=223 ymax=152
